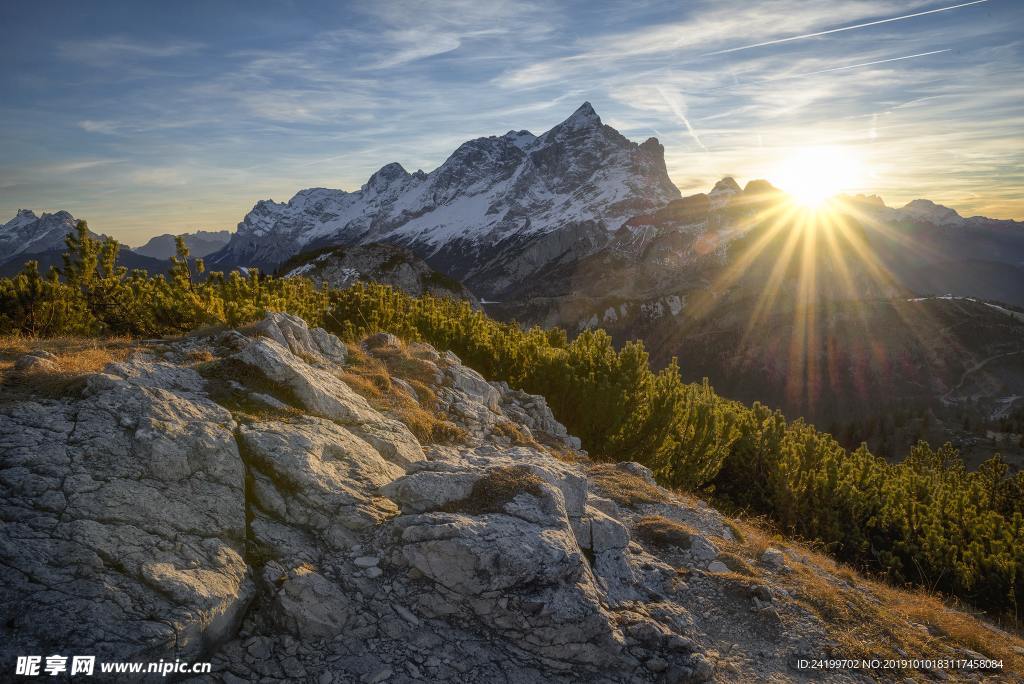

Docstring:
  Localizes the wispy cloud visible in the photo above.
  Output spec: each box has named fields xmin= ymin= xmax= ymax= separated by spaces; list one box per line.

xmin=45 ymin=159 xmax=123 ymax=174
xmin=58 ymin=37 xmax=202 ymax=64
xmin=497 ymin=1 xmax=937 ymax=88
xmin=780 ymin=49 xmax=952 ymax=77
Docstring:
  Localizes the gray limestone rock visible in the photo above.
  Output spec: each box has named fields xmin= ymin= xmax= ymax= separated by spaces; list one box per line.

xmin=0 ymin=319 xmax=879 ymax=683
xmin=0 ymin=360 xmax=253 ymax=663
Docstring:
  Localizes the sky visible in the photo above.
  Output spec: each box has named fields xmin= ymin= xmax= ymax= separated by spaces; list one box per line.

xmin=1 ymin=0 xmax=1021 ymax=244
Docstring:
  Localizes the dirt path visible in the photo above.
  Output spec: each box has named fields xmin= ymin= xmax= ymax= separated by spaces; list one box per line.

xmin=943 ymin=349 xmax=1024 ymax=403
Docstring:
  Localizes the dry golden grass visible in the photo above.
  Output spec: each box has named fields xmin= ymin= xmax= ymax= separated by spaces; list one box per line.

xmin=547 ymin=446 xmax=591 ymax=465
xmin=588 ymin=463 xmax=668 ymax=507
xmin=186 ymin=349 xmax=215 ymax=364
xmin=716 ymin=551 xmax=756 ymax=577
xmin=634 ymin=515 xmax=697 ymax=550
xmin=717 ymin=515 xmax=775 ymax=561
xmin=365 ymin=338 xmax=443 ymax=386
xmin=879 ymin=584 xmax=1024 ymax=672
xmin=440 ymin=466 xmax=545 ymax=515
xmin=491 ymin=419 xmax=540 ymax=448
xmin=338 ymin=339 xmax=466 ymax=444
xmin=716 ymin=513 xmax=1024 ymax=677
xmin=0 ymin=335 xmax=133 ymax=400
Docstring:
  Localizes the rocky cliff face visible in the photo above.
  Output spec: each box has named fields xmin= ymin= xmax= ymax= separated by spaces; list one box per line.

xmin=206 ymin=103 xmax=680 ymax=297
xmin=1 ymin=314 xmax=1014 ymax=682
xmin=278 ymin=243 xmax=481 ymax=307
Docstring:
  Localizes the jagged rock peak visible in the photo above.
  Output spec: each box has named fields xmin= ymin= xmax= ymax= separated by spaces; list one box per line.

xmin=0 ymin=209 xmax=84 ymax=265
xmin=502 ymin=129 xmax=537 ymax=149
xmin=711 ymin=177 xmax=741 ymax=194
xmin=364 ymin=162 xmax=411 ymax=193
xmin=1 ymin=210 xmax=40 ymax=233
xmin=844 ymin=193 xmax=887 ymax=208
xmin=639 ymin=137 xmax=665 ymax=156
xmin=561 ymin=101 xmax=602 ymax=129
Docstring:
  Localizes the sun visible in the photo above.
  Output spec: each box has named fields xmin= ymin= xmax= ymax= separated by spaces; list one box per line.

xmin=772 ymin=146 xmax=865 ymax=209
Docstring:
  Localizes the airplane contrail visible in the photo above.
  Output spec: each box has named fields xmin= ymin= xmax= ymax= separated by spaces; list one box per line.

xmin=702 ymin=0 xmax=988 ymax=56
xmin=788 ymin=49 xmax=952 ymax=77
xmin=656 ymin=85 xmax=707 ymax=150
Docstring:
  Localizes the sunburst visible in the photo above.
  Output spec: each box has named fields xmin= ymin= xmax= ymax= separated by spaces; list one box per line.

xmin=681 ymin=154 xmax=953 ymax=414
xmin=771 ymin=146 xmax=866 ymax=209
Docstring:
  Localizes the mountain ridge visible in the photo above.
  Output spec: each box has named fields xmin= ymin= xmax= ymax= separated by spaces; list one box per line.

xmin=204 ymin=102 xmax=681 ymax=295
xmin=133 ymin=229 xmax=231 ymax=259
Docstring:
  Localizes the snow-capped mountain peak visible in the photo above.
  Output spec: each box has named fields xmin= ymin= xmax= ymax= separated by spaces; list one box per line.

xmin=898 ymin=199 xmax=965 ymax=227
xmin=560 ymin=101 xmax=602 ymax=130
xmin=503 ymin=130 xmax=537 ymax=150
xmin=0 ymin=209 xmax=82 ymax=261
xmin=362 ymin=162 xmax=413 ymax=194
xmin=7 ymin=209 xmax=39 ymax=226
xmin=207 ymin=102 xmax=681 ymax=295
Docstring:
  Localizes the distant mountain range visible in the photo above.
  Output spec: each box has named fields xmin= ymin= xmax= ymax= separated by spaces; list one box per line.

xmin=0 ymin=209 xmax=91 ymax=261
xmin=0 ymin=209 xmax=170 ymax=277
xmin=3 ymin=102 xmax=1023 ymax=465
xmin=5 ymin=103 xmax=1021 ymax=306
xmin=133 ymin=230 xmax=230 ymax=259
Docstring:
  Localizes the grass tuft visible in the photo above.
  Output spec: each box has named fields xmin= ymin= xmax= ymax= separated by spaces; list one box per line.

xmin=588 ymin=463 xmax=668 ymax=507
xmin=491 ymin=420 xmax=539 ymax=447
xmin=634 ymin=515 xmax=697 ymax=550
xmin=338 ymin=340 xmax=465 ymax=444
xmin=441 ymin=466 xmax=545 ymax=515
xmin=199 ymin=357 xmax=306 ymax=421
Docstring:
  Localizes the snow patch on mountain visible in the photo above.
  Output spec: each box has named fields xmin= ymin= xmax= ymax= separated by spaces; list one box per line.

xmin=207 ymin=103 xmax=681 ymax=287
xmin=897 ymin=199 xmax=965 ymax=227
xmin=0 ymin=210 xmax=85 ymax=264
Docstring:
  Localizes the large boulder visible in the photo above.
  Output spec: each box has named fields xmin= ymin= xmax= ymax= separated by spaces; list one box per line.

xmin=254 ymin=311 xmax=347 ymax=364
xmin=494 ymin=381 xmax=582 ymax=450
xmin=394 ymin=506 xmax=624 ymax=668
xmin=443 ymin=354 xmax=502 ymax=411
xmin=240 ymin=417 xmax=402 ymax=551
xmin=381 ymin=447 xmax=587 ymax=519
xmin=234 ymin=337 xmax=424 ymax=468
xmin=0 ymin=361 xmax=253 ymax=663
xmin=266 ymin=563 xmax=352 ymax=639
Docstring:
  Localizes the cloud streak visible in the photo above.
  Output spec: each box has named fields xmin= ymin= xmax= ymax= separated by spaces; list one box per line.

xmin=702 ymin=0 xmax=989 ymax=56
xmin=656 ymin=86 xmax=707 ymax=150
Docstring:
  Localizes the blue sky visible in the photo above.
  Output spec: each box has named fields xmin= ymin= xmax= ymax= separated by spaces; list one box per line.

xmin=1 ymin=0 xmax=1021 ymax=243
